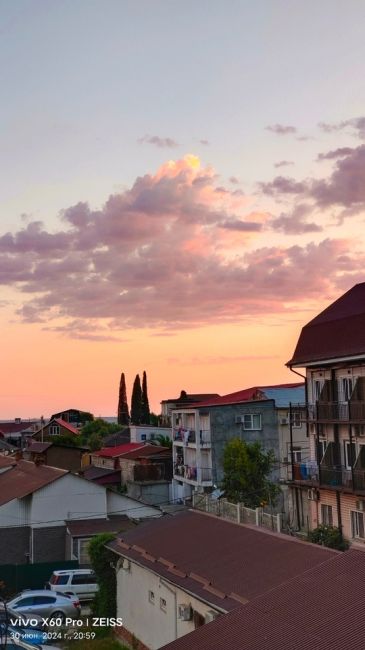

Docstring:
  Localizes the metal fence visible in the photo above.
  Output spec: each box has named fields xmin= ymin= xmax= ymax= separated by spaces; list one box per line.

xmin=192 ymin=493 xmax=282 ymax=533
xmin=0 ymin=560 xmax=79 ymax=598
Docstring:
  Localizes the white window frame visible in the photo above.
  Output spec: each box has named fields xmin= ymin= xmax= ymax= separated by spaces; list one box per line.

xmin=148 ymin=590 xmax=155 ymax=604
xmin=292 ymin=412 xmax=301 ymax=428
xmin=344 ymin=440 xmax=356 ymax=470
xmin=160 ymin=597 xmax=167 ymax=612
xmin=321 ymin=504 xmax=333 ymax=526
xmin=339 ymin=376 xmax=354 ymax=402
xmin=351 ymin=510 xmax=365 ymax=539
xmin=290 ymin=448 xmax=302 ymax=463
xmin=49 ymin=425 xmax=60 ymax=435
xmin=243 ymin=414 xmax=262 ymax=430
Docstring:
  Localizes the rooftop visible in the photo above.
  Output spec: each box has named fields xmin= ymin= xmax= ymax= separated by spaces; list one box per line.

xmin=108 ymin=510 xmax=336 ymax=611
xmin=288 ymin=283 xmax=365 ymax=366
xmin=93 ymin=442 xmax=146 ymax=458
xmin=0 ymin=459 xmax=67 ymax=506
xmin=66 ymin=516 xmax=135 ymax=537
xmin=181 ymin=383 xmax=304 ymax=408
xmin=161 ymin=549 xmax=365 ymax=650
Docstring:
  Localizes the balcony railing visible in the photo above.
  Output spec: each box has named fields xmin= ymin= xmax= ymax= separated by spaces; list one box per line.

xmin=291 ymin=461 xmax=365 ymax=493
xmin=173 ymin=463 xmax=211 ymax=482
xmin=173 ymin=429 xmax=196 ymax=443
xmin=308 ymin=401 xmax=365 ymax=422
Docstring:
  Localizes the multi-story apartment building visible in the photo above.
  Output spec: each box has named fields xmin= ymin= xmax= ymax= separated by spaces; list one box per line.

xmin=287 ymin=283 xmax=365 ymax=543
xmin=171 ymin=383 xmax=306 ymax=518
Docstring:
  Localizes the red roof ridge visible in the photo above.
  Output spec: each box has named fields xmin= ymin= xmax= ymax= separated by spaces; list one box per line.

xmin=54 ymin=418 xmax=80 ymax=434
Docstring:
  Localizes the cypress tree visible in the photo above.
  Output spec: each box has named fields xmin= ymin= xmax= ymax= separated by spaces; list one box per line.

xmin=141 ymin=370 xmax=150 ymax=424
xmin=131 ymin=374 xmax=143 ymax=425
xmin=117 ymin=372 xmax=129 ymax=425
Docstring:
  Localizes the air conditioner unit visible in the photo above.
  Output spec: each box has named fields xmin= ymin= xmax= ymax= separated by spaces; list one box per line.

xmin=178 ymin=604 xmax=192 ymax=621
xmin=308 ymin=488 xmax=319 ymax=501
xmin=280 ymin=418 xmax=289 ymax=425
xmin=356 ymin=500 xmax=365 ymax=511
xmin=205 ymin=610 xmax=219 ymax=624
xmin=235 ymin=416 xmax=243 ymax=424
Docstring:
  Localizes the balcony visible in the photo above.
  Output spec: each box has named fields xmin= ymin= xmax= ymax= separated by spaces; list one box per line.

xmin=173 ymin=463 xmax=212 ymax=483
xmin=199 ymin=430 xmax=211 ymax=446
xmin=308 ymin=401 xmax=365 ymax=422
xmin=173 ymin=429 xmax=196 ymax=444
xmin=291 ymin=461 xmax=365 ymax=494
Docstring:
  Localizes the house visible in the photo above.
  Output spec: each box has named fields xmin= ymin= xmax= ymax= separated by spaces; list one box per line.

xmin=24 ymin=441 xmax=89 ymax=472
xmin=130 ymin=425 xmax=172 ymax=444
xmin=80 ymin=465 xmax=122 ymax=487
xmin=32 ymin=417 xmax=80 ymax=441
xmin=161 ymin=549 xmax=365 ymax=650
xmin=90 ymin=443 xmax=147 ymax=470
xmin=49 ymin=408 xmax=93 ymax=428
xmin=65 ymin=516 xmax=136 ymax=565
xmin=160 ymin=391 xmax=220 ymax=426
xmin=0 ymin=457 xmax=161 ymax=565
xmin=287 ymin=282 xmax=365 ymax=542
xmin=108 ymin=509 xmax=337 ymax=650
xmin=0 ymin=419 xmax=40 ymax=446
xmin=119 ymin=445 xmax=172 ymax=506
xmin=171 ymin=383 xmax=305 ymax=519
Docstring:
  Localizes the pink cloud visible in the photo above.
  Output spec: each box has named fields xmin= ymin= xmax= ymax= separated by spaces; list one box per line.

xmin=1 ymin=156 xmax=364 ymax=337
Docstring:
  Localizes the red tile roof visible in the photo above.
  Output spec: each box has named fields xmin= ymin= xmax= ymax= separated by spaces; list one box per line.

xmin=191 ymin=383 xmax=303 ymax=407
xmin=288 ymin=283 xmax=365 ymax=366
xmin=161 ymin=549 xmax=365 ymax=650
xmin=54 ymin=418 xmax=80 ymax=434
xmin=108 ymin=510 xmax=336 ymax=611
xmin=0 ymin=459 xmax=67 ymax=506
xmin=0 ymin=455 xmax=17 ymax=469
xmin=93 ymin=442 xmax=146 ymax=458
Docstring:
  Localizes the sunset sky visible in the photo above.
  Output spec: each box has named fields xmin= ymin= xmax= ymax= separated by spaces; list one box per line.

xmin=2 ymin=0 xmax=365 ymax=418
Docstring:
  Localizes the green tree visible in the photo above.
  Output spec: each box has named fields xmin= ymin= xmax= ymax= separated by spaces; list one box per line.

xmin=131 ymin=374 xmax=143 ymax=425
xmin=44 ymin=434 xmax=81 ymax=447
xmin=308 ymin=524 xmax=349 ymax=551
xmin=88 ymin=533 xmax=117 ymax=618
xmin=152 ymin=434 xmax=172 ymax=449
xmin=222 ymin=438 xmax=280 ymax=508
xmin=88 ymin=432 xmax=103 ymax=451
xmin=117 ymin=372 xmax=129 ymax=425
xmin=141 ymin=370 xmax=150 ymax=424
xmin=80 ymin=418 xmax=121 ymax=445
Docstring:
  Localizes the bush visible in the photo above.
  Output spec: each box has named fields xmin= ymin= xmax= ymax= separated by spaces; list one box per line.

xmin=88 ymin=533 xmax=117 ymax=618
xmin=308 ymin=524 xmax=349 ymax=551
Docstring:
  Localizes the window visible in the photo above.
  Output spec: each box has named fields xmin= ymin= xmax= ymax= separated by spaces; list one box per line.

xmin=317 ymin=440 xmax=327 ymax=462
xmin=290 ymin=448 xmax=302 ymax=463
xmin=340 ymin=377 xmax=353 ymax=401
xmin=321 ymin=504 xmax=333 ymax=526
xmin=33 ymin=596 xmax=55 ymax=605
xmin=160 ymin=597 xmax=167 ymax=612
xmin=148 ymin=590 xmax=155 ymax=604
xmin=14 ymin=597 xmax=34 ymax=607
xmin=351 ymin=510 xmax=365 ymax=539
xmin=292 ymin=412 xmax=301 ymax=428
xmin=50 ymin=574 xmax=69 ymax=585
xmin=49 ymin=425 xmax=60 ymax=435
xmin=313 ymin=380 xmax=323 ymax=400
xmin=72 ymin=538 xmax=92 ymax=564
xmin=344 ymin=441 xmax=356 ymax=469
xmin=141 ymin=434 xmax=147 ymax=441
xmin=243 ymin=414 xmax=261 ymax=430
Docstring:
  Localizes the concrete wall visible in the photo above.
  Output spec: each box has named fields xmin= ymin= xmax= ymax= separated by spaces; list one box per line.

xmin=126 ymin=481 xmax=170 ymax=506
xmin=206 ymin=401 xmax=279 ymax=485
xmin=116 ymin=559 xmax=221 ymax=650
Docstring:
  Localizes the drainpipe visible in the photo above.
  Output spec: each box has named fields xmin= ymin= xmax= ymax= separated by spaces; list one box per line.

xmin=288 ymin=367 xmax=307 ymax=530
xmin=160 ymin=579 xmax=178 ymax=640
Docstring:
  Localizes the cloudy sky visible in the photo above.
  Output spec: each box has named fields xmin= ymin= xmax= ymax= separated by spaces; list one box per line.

xmin=1 ymin=0 xmax=365 ymax=417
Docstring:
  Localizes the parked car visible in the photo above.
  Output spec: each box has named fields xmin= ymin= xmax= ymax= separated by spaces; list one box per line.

xmin=1 ymin=603 xmax=48 ymax=646
xmin=45 ymin=569 xmax=98 ymax=601
xmin=7 ymin=590 xmax=81 ymax=623
xmin=0 ymin=604 xmax=45 ymax=630
xmin=1 ymin=637 xmax=60 ymax=650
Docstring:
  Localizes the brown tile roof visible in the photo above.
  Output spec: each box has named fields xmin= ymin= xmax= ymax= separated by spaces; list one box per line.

xmin=161 ymin=549 xmax=365 ymax=650
xmin=120 ymin=445 xmax=171 ymax=460
xmin=288 ymin=283 xmax=365 ymax=366
xmin=108 ymin=510 xmax=337 ymax=611
xmin=0 ymin=421 xmax=37 ymax=434
xmin=82 ymin=466 xmax=121 ymax=481
xmin=0 ymin=455 xmax=17 ymax=469
xmin=66 ymin=516 xmax=135 ymax=537
xmin=27 ymin=442 xmax=52 ymax=453
xmin=0 ymin=459 xmax=67 ymax=506
xmin=93 ymin=443 xmax=145 ymax=458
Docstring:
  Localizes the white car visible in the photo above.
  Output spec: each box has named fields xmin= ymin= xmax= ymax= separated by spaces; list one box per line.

xmin=45 ymin=569 xmax=98 ymax=601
